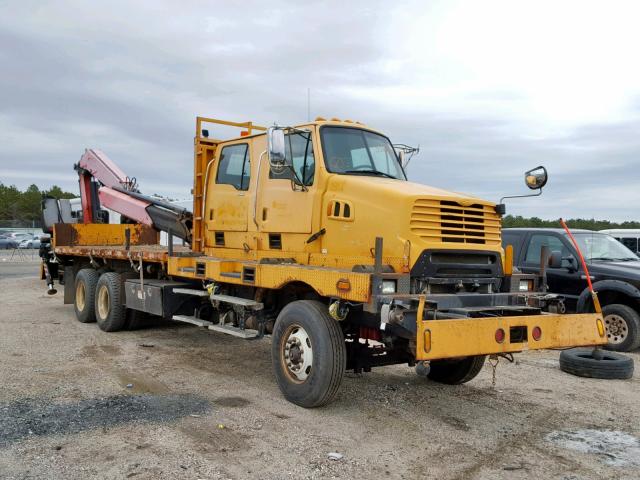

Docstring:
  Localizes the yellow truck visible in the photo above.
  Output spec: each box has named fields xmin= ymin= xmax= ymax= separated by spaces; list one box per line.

xmin=40 ymin=116 xmax=607 ymax=407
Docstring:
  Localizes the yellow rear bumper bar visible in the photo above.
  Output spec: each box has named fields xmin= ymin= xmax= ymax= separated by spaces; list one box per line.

xmin=415 ymin=296 xmax=607 ymax=361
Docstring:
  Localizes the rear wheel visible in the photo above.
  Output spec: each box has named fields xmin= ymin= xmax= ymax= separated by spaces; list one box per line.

xmin=602 ymin=304 xmax=640 ymax=352
xmin=271 ymin=300 xmax=346 ymax=408
xmin=95 ymin=272 xmax=126 ymax=332
xmin=427 ymin=356 xmax=486 ymax=384
xmin=74 ymin=269 xmax=99 ymax=323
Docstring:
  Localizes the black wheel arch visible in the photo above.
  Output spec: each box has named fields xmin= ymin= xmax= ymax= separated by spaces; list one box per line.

xmin=577 ymin=280 xmax=640 ymax=313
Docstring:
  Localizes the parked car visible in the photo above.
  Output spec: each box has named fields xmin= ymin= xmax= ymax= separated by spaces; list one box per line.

xmin=0 ymin=235 xmax=18 ymax=249
xmin=6 ymin=232 xmax=33 ymax=242
xmin=503 ymin=228 xmax=640 ymax=352
xmin=18 ymin=235 xmax=48 ymax=249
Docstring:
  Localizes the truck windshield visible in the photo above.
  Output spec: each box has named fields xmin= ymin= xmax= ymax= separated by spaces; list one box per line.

xmin=571 ymin=233 xmax=639 ymax=261
xmin=321 ymin=126 xmax=406 ymax=180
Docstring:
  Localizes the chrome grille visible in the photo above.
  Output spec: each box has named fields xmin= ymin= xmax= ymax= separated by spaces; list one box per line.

xmin=410 ymin=199 xmax=501 ymax=245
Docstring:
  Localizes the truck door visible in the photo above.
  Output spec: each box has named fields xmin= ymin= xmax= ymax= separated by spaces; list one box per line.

xmin=520 ymin=232 xmax=584 ymax=306
xmin=256 ymin=130 xmax=315 ymax=233
xmin=207 ymin=143 xmax=251 ymax=233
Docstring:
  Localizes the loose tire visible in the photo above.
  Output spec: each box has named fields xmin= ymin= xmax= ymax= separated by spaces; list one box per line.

xmin=95 ymin=272 xmax=126 ymax=332
xmin=74 ymin=269 xmax=100 ymax=323
xmin=560 ymin=348 xmax=634 ymax=379
xmin=271 ymin=300 xmax=346 ymax=408
xmin=427 ymin=356 xmax=486 ymax=384
xmin=601 ymin=304 xmax=640 ymax=352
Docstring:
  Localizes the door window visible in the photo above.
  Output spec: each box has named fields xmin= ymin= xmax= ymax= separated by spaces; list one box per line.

xmin=216 ymin=144 xmax=250 ymax=190
xmin=269 ymin=131 xmax=315 ymax=186
xmin=524 ymin=234 xmax=568 ymax=264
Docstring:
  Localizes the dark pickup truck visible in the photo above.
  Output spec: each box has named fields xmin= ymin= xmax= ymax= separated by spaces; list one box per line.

xmin=503 ymin=228 xmax=640 ymax=352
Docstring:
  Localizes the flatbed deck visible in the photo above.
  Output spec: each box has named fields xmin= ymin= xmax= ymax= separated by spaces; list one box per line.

xmin=54 ymin=244 xmax=191 ymax=263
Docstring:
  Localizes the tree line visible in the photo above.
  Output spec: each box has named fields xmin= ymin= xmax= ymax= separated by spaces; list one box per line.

xmin=0 ymin=183 xmax=76 ymax=227
xmin=502 ymin=215 xmax=640 ymax=230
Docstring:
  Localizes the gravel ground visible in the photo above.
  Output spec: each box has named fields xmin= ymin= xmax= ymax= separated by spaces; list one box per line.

xmin=0 ymin=257 xmax=639 ymax=480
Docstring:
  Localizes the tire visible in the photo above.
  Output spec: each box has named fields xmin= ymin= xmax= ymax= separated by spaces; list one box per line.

xmin=427 ymin=356 xmax=486 ymax=385
xmin=601 ymin=304 xmax=640 ymax=352
xmin=74 ymin=269 xmax=100 ymax=323
xmin=95 ymin=272 xmax=126 ymax=332
xmin=271 ymin=300 xmax=346 ymax=408
xmin=560 ymin=348 xmax=634 ymax=380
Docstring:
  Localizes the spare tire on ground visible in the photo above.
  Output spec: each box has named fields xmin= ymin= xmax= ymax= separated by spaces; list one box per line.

xmin=559 ymin=348 xmax=634 ymax=380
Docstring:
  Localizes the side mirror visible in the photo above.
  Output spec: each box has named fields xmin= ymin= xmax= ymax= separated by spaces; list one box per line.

xmin=267 ymin=127 xmax=286 ymax=174
xmin=548 ymin=250 xmax=562 ymax=268
xmin=525 ymin=166 xmax=548 ymax=190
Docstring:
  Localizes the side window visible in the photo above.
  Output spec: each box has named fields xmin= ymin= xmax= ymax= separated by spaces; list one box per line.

xmin=502 ymin=233 xmax=519 ymax=255
xmin=524 ymin=234 xmax=567 ymax=264
xmin=269 ymin=132 xmax=315 ymax=186
xmin=216 ymin=144 xmax=250 ymax=190
xmin=620 ymin=237 xmax=638 ymax=253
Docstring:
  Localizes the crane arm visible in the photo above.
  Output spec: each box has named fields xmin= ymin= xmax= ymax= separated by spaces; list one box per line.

xmin=72 ymin=148 xmax=192 ymax=242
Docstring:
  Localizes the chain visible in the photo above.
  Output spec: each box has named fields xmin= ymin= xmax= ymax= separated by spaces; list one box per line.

xmin=489 ymin=354 xmax=499 ymax=388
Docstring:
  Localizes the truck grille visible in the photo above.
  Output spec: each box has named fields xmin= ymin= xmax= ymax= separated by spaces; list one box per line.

xmin=410 ymin=199 xmax=501 ymax=245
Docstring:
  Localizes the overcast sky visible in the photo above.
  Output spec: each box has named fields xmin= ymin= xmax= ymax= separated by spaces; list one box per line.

xmin=1 ymin=0 xmax=639 ymax=220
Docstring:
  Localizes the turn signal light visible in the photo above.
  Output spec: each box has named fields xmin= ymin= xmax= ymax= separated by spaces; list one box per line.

xmin=423 ymin=329 xmax=432 ymax=353
xmin=596 ymin=318 xmax=605 ymax=337
xmin=532 ymin=326 xmax=542 ymax=341
xmin=336 ymin=279 xmax=351 ymax=292
xmin=495 ymin=328 xmax=506 ymax=343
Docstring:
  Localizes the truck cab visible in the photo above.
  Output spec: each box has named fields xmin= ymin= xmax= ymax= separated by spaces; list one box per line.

xmin=199 ymin=118 xmax=503 ymax=293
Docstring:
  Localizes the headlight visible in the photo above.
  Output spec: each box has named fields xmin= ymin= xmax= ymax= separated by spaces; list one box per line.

xmin=382 ymin=280 xmax=397 ymax=294
xmin=519 ymin=279 xmax=534 ymax=291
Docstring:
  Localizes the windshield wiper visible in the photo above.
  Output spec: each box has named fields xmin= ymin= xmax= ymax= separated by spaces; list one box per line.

xmin=590 ymin=257 xmax=617 ymax=261
xmin=344 ymin=169 xmax=397 ymax=179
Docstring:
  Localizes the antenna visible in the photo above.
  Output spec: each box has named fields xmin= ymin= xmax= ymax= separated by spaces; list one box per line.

xmin=307 ymin=88 xmax=310 ymax=122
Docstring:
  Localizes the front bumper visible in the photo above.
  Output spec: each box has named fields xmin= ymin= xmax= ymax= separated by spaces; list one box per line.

xmin=413 ymin=295 xmax=607 ymax=361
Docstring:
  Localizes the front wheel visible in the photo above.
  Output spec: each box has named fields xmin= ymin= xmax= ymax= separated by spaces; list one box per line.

xmin=426 ymin=356 xmax=486 ymax=384
xmin=271 ymin=300 xmax=346 ymax=408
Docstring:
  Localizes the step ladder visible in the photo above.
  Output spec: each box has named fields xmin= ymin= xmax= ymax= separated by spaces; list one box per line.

xmin=171 ymin=290 xmax=264 ymax=339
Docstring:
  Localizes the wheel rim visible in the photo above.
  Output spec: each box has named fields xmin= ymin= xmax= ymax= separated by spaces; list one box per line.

xmin=76 ymin=282 xmax=86 ymax=311
xmin=604 ymin=314 xmax=628 ymax=344
xmin=280 ymin=324 xmax=313 ymax=382
xmin=97 ymin=285 xmax=110 ymax=320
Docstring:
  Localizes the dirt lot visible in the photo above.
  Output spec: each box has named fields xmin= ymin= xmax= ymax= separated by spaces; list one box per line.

xmin=1 ymin=253 xmax=639 ymax=480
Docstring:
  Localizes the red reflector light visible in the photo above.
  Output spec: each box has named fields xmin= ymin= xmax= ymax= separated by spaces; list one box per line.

xmin=495 ymin=328 xmax=505 ymax=343
xmin=532 ymin=326 xmax=542 ymax=341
